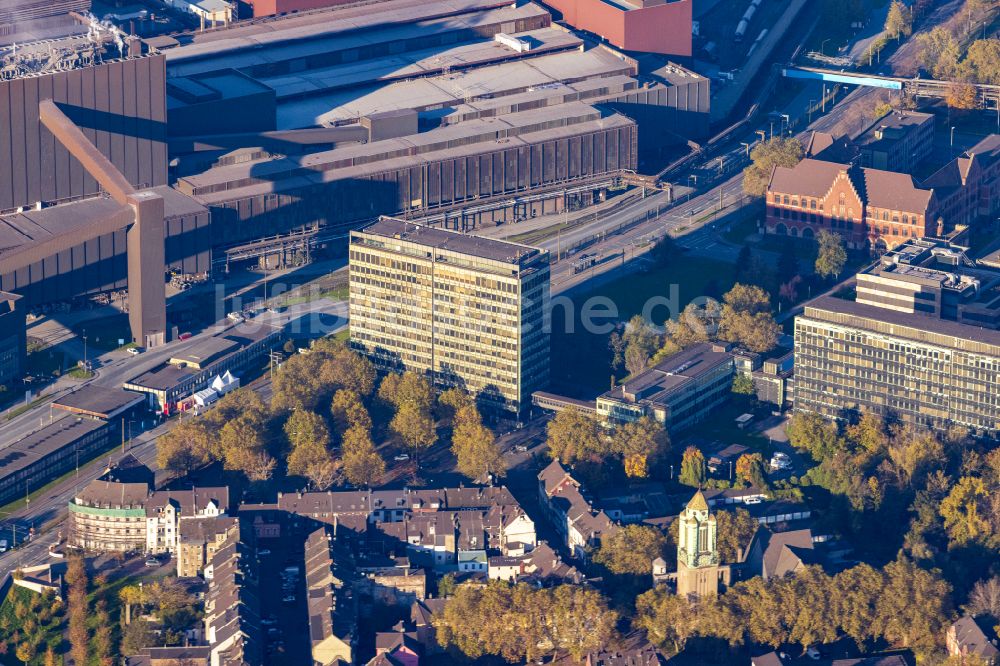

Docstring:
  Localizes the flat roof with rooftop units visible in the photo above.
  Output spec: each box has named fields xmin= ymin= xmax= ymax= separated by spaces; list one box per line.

xmin=278 ymin=46 xmax=635 ymax=129
xmin=165 ymin=2 xmax=554 ymax=80
xmin=355 ymin=216 xmax=543 ymax=265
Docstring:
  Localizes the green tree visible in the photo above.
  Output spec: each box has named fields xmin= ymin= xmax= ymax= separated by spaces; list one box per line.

xmin=451 ymin=405 xmax=506 ymax=481
xmin=679 ymin=446 xmax=707 ymax=487
xmin=437 ymin=573 xmax=458 ymax=598
xmin=156 ymin=420 xmax=213 ymax=475
xmin=716 ymin=508 xmax=759 ymax=563
xmin=966 ymin=39 xmax=1000 ymax=85
xmin=847 ymin=412 xmax=889 ymax=454
xmin=269 ymin=351 xmax=328 ymax=411
xmin=208 ymin=387 xmax=269 ymax=428
xmin=656 ymin=299 xmax=722 ymax=360
xmin=634 ymin=589 xmax=698 ymax=653
xmin=121 ymin=618 xmax=154 ymax=656
xmin=283 ymin=409 xmax=329 ymax=452
xmin=735 ymin=452 xmax=768 ymax=489
xmin=218 ymin=416 xmax=266 ymax=472
xmin=287 ymin=438 xmax=337 ymax=489
xmin=876 ymin=558 xmax=953 ymax=653
xmin=719 ymin=284 xmax=780 ymax=353
xmin=438 ymin=387 xmax=474 ymax=419
xmin=916 ymin=27 xmax=962 ymax=79
xmin=315 ymin=340 xmax=377 ymax=397
xmin=341 ymin=425 xmax=385 ymax=487
xmin=391 ymin=403 xmax=436 ymax=456
xmin=615 ymin=416 xmax=669 ymax=478
xmin=435 ymin=582 xmax=618 ymax=663
xmin=886 ymin=425 xmax=945 ymax=487
xmin=545 ymin=408 xmax=606 ymax=464
xmin=593 ymin=524 xmax=667 ymax=575
xmin=815 ymin=229 xmax=847 ymax=279
xmin=884 ymin=0 xmax=913 ymax=40
xmin=330 ymin=389 xmax=372 ymax=434
xmin=832 ymin=563 xmax=887 ymax=645
xmin=940 ymin=476 xmax=991 ymax=545
xmin=622 ymin=315 xmax=660 ymax=376
xmin=786 ymin=411 xmax=843 ymax=462
xmin=743 ymin=137 xmax=804 ymax=197
xmin=379 ymin=370 xmax=434 ymax=413
xmin=732 ymin=373 xmax=755 ymax=395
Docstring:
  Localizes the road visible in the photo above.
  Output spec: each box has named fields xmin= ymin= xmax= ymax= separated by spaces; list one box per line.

xmin=0 ymin=0 xmax=923 ymax=579
xmin=0 ymin=298 xmax=347 ymax=577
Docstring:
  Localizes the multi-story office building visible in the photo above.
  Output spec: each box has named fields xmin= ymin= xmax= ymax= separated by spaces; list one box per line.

xmin=349 ymin=217 xmax=549 ymax=415
xmin=855 ymin=110 xmax=934 ymax=174
xmin=795 ymin=240 xmax=1000 ymax=434
xmin=596 ymin=342 xmax=735 ymax=432
xmin=855 ymin=239 xmax=1000 ymax=326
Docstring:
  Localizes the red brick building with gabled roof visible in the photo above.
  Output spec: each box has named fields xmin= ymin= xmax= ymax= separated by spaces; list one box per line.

xmin=765 ymin=158 xmax=939 ymax=251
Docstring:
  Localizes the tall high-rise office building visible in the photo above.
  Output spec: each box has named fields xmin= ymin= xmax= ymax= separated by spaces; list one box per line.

xmin=349 ymin=217 xmax=549 ymax=415
xmin=794 ymin=239 xmax=1000 ymax=435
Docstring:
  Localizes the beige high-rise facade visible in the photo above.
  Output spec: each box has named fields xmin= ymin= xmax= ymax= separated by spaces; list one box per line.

xmin=349 ymin=217 xmax=550 ymax=415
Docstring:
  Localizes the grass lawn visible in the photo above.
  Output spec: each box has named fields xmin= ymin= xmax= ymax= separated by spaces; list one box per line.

xmin=583 ymin=253 xmax=734 ymax=324
xmin=681 ymin=397 xmax=771 ymax=454
xmin=722 ymin=216 xmax=762 ymax=246
xmin=0 ymin=585 xmax=66 ymax=664
xmin=550 ymin=253 xmax=735 ymax=396
xmin=322 ymin=285 xmax=349 ymax=301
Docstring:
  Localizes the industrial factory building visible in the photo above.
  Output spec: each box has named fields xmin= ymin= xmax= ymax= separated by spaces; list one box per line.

xmin=539 ymin=0 xmax=693 ymax=57
xmin=0 ymin=0 xmax=707 ymax=379
xmin=0 ymin=0 xmax=90 ymax=46
xmin=0 ymin=34 xmax=168 ymax=215
xmin=159 ymin=0 xmax=706 ymax=245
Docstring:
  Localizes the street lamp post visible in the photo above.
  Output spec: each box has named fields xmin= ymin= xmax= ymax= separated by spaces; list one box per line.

xmin=780 ymin=113 xmax=790 ymax=136
xmin=808 ymin=100 xmax=816 ymax=124
xmin=821 ymin=38 xmax=831 ymax=56
xmin=951 ymin=126 xmax=956 ymax=154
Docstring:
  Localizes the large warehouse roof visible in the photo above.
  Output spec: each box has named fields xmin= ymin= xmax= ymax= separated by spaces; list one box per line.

xmin=162 ymin=0 xmax=519 ymax=64
xmin=165 ymin=3 xmax=551 ymax=78
xmin=259 ymin=27 xmax=581 ymax=103
xmin=280 ymin=46 xmax=634 ymax=129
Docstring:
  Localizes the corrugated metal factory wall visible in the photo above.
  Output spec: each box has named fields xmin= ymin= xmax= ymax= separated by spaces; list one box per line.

xmin=0 ymin=54 xmax=168 ymax=213
xmin=207 ymin=121 xmax=638 ymax=247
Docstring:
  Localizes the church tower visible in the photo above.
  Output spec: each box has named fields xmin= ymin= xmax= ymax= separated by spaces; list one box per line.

xmin=676 ymin=490 xmax=728 ymax=598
